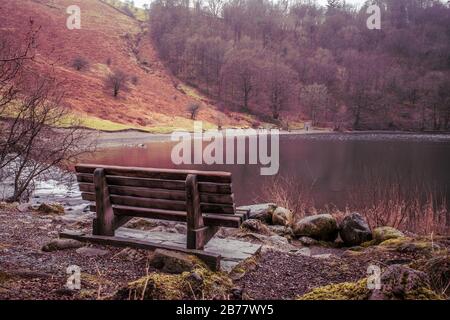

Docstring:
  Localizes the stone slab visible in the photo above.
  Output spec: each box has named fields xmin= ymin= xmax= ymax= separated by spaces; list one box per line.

xmin=116 ymin=227 xmax=261 ymax=272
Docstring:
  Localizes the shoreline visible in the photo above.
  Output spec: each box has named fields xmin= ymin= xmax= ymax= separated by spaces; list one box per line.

xmin=86 ymin=128 xmax=450 ymax=149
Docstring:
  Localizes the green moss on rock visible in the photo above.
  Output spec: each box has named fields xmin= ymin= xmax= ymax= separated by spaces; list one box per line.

xmin=115 ymin=258 xmax=233 ymax=300
xmin=298 ymin=279 xmax=370 ymax=300
xmin=373 ymin=227 xmax=404 ymax=244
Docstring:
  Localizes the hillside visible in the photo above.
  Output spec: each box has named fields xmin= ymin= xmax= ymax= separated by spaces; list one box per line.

xmin=0 ymin=0 xmax=254 ymax=132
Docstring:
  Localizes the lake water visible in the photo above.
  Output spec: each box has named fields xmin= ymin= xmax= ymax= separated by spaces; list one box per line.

xmin=82 ymin=133 xmax=450 ymax=209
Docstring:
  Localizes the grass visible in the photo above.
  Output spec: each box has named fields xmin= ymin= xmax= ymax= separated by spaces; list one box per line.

xmin=58 ymin=112 xmax=221 ymax=133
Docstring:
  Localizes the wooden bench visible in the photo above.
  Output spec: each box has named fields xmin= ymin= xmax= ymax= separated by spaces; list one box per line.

xmin=60 ymin=164 xmax=249 ymax=270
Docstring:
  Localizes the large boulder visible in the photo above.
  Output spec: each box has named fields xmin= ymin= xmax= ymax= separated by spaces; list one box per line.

xmin=293 ymin=214 xmax=338 ymax=242
xmin=339 ymin=213 xmax=372 ymax=246
xmin=272 ymin=207 xmax=293 ymax=226
xmin=370 ymin=265 xmax=442 ymax=300
xmin=237 ymin=203 xmax=276 ymax=224
xmin=373 ymin=227 xmax=404 ymax=244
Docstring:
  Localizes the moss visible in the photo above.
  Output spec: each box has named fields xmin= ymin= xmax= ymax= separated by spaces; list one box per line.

xmin=81 ymin=273 xmax=113 ymax=288
xmin=0 ymin=271 xmax=13 ymax=285
xmin=373 ymin=226 xmax=404 ymax=244
xmin=379 ymin=237 xmax=436 ymax=254
xmin=298 ymin=279 xmax=371 ymax=300
xmin=230 ymin=256 xmax=259 ymax=280
xmin=298 ymin=277 xmax=443 ymax=300
xmin=117 ymin=258 xmax=233 ymax=300
xmin=35 ymin=203 xmax=65 ymax=215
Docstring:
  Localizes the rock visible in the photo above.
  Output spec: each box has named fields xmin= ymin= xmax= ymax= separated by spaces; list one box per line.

xmin=241 ymin=219 xmax=272 ymax=235
xmin=298 ymin=236 xmax=319 ymax=246
xmin=312 ymin=253 xmax=335 ymax=260
xmin=370 ymin=265 xmax=442 ymax=300
xmin=293 ymin=248 xmax=312 ymax=256
xmin=115 ymin=248 xmax=144 ymax=261
xmin=76 ymin=247 xmax=109 ymax=257
xmin=237 ymin=203 xmax=276 ymax=224
xmin=373 ymin=227 xmax=405 ymax=244
xmin=17 ymin=203 xmax=30 ymax=212
xmin=268 ymin=225 xmax=294 ymax=237
xmin=293 ymin=214 xmax=338 ymax=242
xmin=36 ymin=203 xmax=65 ymax=215
xmin=42 ymin=239 xmax=84 ymax=252
xmin=125 ymin=218 xmax=158 ymax=230
xmin=339 ymin=213 xmax=372 ymax=246
xmin=149 ymin=249 xmax=197 ymax=274
xmin=272 ymin=207 xmax=293 ymax=226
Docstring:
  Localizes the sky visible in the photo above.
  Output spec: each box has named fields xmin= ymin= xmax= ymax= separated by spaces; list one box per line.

xmin=133 ymin=0 xmax=367 ymax=9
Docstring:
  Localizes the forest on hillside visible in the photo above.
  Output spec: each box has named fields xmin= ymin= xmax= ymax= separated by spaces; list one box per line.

xmin=149 ymin=0 xmax=450 ymax=131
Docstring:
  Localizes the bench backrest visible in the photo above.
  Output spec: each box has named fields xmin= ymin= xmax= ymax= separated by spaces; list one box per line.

xmin=75 ymin=164 xmax=236 ymax=215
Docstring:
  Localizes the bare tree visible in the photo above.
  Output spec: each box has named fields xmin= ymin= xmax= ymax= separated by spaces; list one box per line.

xmin=0 ymin=24 xmax=92 ymax=202
xmin=300 ymin=83 xmax=329 ymax=126
xmin=187 ymin=103 xmax=201 ymax=120
xmin=105 ymin=70 xmax=128 ymax=97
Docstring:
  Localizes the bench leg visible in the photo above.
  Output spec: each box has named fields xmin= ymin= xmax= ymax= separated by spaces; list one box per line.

xmin=94 ymin=168 xmax=115 ymax=236
xmin=186 ymin=174 xmax=218 ymax=250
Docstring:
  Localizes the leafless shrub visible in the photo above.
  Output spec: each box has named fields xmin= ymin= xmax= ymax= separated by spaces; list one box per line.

xmin=258 ymin=176 xmax=316 ymax=220
xmin=105 ymin=70 xmax=128 ymax=97
xmin=187 ymin=103 xmax=201 ymax=120
xmin=348 ymin=178 xmax=448 ymax=236
xmin=72 ymin=57 xmax=89 ymax=71
xmin=259 ymin=174 xmax=448 ymax=235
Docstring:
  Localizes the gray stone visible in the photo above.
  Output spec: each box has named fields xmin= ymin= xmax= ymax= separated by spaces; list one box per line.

xmin=76 ymin=247 xmax=109 ymax=257
xmin=268 ymin=225 xmax=294 ymax=237
xmin=298 ymin=236 xmax=319 ymax=246
xmin=241 ymin=219 xmax=272 ymax=235
xmin=42 ymin=239 xmax=84 ymax=252
xmin=272 ymin=207 xmax=293 ymax=226
xmin=237 ymin=203 xmax=276 ymax=224
xmin=17 ymin=203 xmax=30 ymax=212
xmin=340 ymin=212 xmax=372 ymax=246
xmin=293 ymin=214 xmax=338 ymax=242
xmin=369 ymin=265 xmax=437 ymax=300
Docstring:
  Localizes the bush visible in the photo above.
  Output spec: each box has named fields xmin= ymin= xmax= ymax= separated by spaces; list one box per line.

xmin=187 ymin=103 xmax=201 ymax=120
xmin=72 ymin=57 xmax=89 ymax=71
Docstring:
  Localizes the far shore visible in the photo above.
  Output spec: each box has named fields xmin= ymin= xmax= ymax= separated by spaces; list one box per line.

xmin=82 ymin=128 xmax=450 ymax=149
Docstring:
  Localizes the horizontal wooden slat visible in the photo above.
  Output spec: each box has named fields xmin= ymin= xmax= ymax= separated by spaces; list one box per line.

xmin=89 ymin=205 xmax=242 ymax=228
xmin=79 ymin=184 xmax=234 ymax=205
xmin=77 ymin=174 xmax=232 ymax=194
xmin=75 ymin=164 xmax=232 ymax=183
xmin=82 ymin=193 xmax=187 ymax=211
xmin=77 ymin=174 xmax=186 ymax=190
xmin=83 ymin=193 xmax=235 ymax=214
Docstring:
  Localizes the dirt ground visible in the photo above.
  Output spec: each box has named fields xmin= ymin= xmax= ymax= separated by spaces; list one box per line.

xmin=1 ymin=207 xmax=449 ymax=300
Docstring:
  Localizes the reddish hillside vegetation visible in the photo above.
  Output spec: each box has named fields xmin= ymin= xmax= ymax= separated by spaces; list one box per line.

xmin=0 ymin=0 xmax=253 ymax=131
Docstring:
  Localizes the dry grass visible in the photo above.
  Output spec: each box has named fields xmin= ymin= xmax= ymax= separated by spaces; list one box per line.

xmin=259 ymin=176 xmax=449 ymax=236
